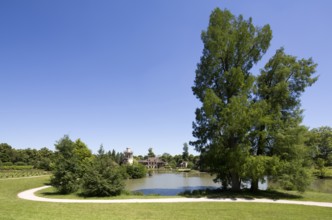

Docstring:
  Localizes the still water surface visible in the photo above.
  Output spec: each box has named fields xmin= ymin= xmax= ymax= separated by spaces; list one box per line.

xmin=126 ymin=172 xmax=219 ymax=195
xmin=125 ymin=172 xmax=267 ymax=195
xmin=126 ymin=172 xmax=332 ymax=195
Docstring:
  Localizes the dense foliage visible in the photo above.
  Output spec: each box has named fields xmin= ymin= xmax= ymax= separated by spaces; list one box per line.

xmin=306 ymin=126 xmax=332 ymax=177
xmin=81 ymin=146 xmax=126 ymax=197
xmin=147 ymin=147 xmax=156 ymax=157
xmin=0 ymin=143 xmax=54 ymax=170
xmin=157 ymin=152 xmax=199 ymax=169
xmin=50 ymin=136 xmax=93 ymax=194
xmin=50 ymin=138 xmax=146 ymax=196
xmin=191 ymin=8 xmax=317 ymax=191
xmin=125 ymin=163 xmax=147 ymax=179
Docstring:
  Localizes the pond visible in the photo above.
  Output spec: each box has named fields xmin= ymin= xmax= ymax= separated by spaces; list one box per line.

xmin=126 ymin=172 xmax=332 ymax=195
xmin=125 ymin=172 xmax=267 ymax=195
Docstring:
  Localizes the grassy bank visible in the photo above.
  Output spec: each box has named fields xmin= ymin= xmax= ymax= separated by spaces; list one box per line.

xmin=1 ymin=176 xmax=332 ymax=219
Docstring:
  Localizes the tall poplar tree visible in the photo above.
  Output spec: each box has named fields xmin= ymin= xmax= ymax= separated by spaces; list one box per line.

xmin=191 ymin=8 xmax=317 ymax=191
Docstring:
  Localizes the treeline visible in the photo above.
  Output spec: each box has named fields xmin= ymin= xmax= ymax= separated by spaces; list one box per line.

xmin=0 ymin=143 xmax=54 ymax=170
xmin=1 ymin=125 xmax=331 ymax=177
xmin=306 ymin=126 xmax=332 ymax=177
xmin=158 ymin=153 xmax=200 ymax=169
xmin=0 ymin=142 xmax=202 ymax=171
xmin=134 ymin=144 xmax=200 ymax=170
xmin=0 ymin=143 xmax=126 ymax=171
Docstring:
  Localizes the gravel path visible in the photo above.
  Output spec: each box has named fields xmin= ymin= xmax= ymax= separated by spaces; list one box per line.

xmin=18 ymin=186 xmax=332 ymax=207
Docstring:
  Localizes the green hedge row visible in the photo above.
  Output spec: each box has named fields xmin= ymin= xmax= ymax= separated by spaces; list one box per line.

xmin=0 ymin=165 xmax=34 ymax=170
xmin=0 ymin=169 xmax=50 ymax=179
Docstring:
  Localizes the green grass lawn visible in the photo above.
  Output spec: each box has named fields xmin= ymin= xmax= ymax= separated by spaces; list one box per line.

xmin=1 ymin=176 xmax=332 ymax=220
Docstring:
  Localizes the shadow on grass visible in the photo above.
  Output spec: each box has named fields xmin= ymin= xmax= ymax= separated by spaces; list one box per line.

xmin=319 ymin=176 xmax=332 ymax=180
xmin=39 ymin=184 xmax=303 ymax=200
xmin=179 ymin=188 xmax=303 ymax=200
xmin=39 ymin=188 xmax=143 ymax=199
xmin=40 ymin=191 xmax=66 ymax=196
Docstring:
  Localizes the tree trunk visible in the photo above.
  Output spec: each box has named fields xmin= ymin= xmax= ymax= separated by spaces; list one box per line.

xmin=222 ymin=179 xmax=228 ymax=190
xmin=231 ymin=172 xmax=241 ymax=191
xmin=250 ymin=179 xmax=259 ymax=192
xmin=250 ymin=125 xmax=265 ymax=192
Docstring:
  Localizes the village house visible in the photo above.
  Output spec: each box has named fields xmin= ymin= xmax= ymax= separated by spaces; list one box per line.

xmin=138 ymin=157 xmax=166 ymax=169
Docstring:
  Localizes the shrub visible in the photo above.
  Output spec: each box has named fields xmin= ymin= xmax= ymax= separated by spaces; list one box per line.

xmin=81 ymin=160 xmax=125 ymax=197
xmin=50 ymin=171 xmax=80 ymax=194
xmin=125 ymin=163 xmax=147 ymax=179
xmin=3 ymin=162 xmax=13 ymax=166
xmin=1 ymin=165 xmax=33 ymax=170
xmin=14 ymin=161 xmax=27 ymax=166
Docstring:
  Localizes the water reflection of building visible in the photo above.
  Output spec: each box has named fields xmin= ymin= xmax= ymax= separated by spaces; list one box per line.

xmin=138 ymin=157 xmax=166 ymax=169
xmin=123 ymin=148 xmax=133 ymax=165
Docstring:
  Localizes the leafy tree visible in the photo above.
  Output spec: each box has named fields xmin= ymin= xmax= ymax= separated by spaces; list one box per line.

xmin=0 ymin=143 xmax=14 ymax=163
xmin=306 ymin=126 xmax=332 ymax=177
xmin=248 ymin=48 xmax=317 ymax=191
xmin=125 ymin=163 xmax=147 ymax=179
xmin=34 ymin=147 xmax=55 ymax=170
xmin=191 ymin=8 xmax=271 ymax=191
xmin=173 ymin=154 xmax=183 ymax=166
xmin=81 ymin=146 xmax=125 ymax=197
xmin=50 ymin=136 xmax=93 ymax=194
xmin=134 ymin=155 xmax=144 ymax=161
xmin=0 ymin=144 xmax=55 ymax=170
xmin=315 ymin=158 xmax=327 ymax=178
xmin=182 ymin=143 xmax=189 ymax=161
xmin=309 ymin=126 xmax=332 ymax=165
xmin=18 ymin=148 xmax=39 ymax=166
xmin=109 ymin=149 xmax=117 ymax=160
xmin=191 ymin=8 xmax=317 ymax=191
xmin=106 ymin=148 xmax=124 ymax=164
xmin=160 ymin=153 xmax=172 ymax=163
xmin=147 ymin=148 xmax=155 ymax=157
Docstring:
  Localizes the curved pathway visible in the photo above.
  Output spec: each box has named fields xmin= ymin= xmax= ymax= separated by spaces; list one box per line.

xmin=18 ymin=186 xmax=332 ymax=207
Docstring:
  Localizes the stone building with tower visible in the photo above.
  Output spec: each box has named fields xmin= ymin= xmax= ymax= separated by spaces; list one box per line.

xmin=123 ymin=148 xmax=133 ymax=165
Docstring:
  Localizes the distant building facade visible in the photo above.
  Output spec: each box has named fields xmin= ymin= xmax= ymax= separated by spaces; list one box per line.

xmin=138 ymin=157 xmax=166 ymax=169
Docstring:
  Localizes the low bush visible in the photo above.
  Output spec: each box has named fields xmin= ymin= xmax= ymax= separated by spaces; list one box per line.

xmin=15 ymin=161 xmax=27 ymax=166
xmin=81 ymin=159 xmax=125 ymax=197
xmin=3 ymin=162 xmax=13 ymax=166
xmin=125 ymin=163 xmax=147 ymax=179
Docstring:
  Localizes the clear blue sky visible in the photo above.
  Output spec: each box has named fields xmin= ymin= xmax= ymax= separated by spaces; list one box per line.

xmin=1 ymin=0 xmax=331 ymax=156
